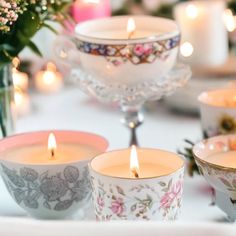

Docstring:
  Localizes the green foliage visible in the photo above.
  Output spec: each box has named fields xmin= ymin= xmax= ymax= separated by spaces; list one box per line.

xmin=0 ymin=1 xmax=71 ymax=68
xmin=178 ymin=139 xmax=200 ymax=177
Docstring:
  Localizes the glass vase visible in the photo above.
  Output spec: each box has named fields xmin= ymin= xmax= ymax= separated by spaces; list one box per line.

xmin=0 ymin=65 xmax=15 ymax=138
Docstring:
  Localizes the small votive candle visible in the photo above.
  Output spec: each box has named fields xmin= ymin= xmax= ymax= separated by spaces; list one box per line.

xmin=174 ymin=1 xmax=228 ymax=66
xmin=13 ymin=88 xmax=31 ymax=116
xmin=0 ymin=130 xmax=108 ymax=219
xmin=35 ymin=63 xmax=63 ymax=94
xmin=198 ymin=88 xmax=236 ymax=138
xmin=71 ymin=0 xmax=111 ymax=23
xmin=12 ymin=68 xmax=29 ymax=91
xmin=89 ymin=146 xmax=184 ymax=221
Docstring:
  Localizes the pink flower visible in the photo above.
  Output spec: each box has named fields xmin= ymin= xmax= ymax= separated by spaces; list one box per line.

xmin=97 ymin=196 xmax=104 ymax=210
xmin=110 ymin=198 xmax=124 ymax=216
xmin=133 ymin=44 xmax=145 ymax=56
xmin=160 ymin=180 xmax=183 ymax=210
xmin=143 ymin=44 xmax=153 ymax=55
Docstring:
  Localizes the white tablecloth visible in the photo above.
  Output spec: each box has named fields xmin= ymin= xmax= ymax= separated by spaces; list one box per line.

xmin=0 ymin=87 xmax=228 ymax=222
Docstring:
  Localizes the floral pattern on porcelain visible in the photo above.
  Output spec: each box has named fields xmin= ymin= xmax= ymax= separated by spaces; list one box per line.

xmin=90 ymin=172 xmax=184 ymax=221
xmin=76 ymin=35 xmax=180 ymax=66
xmin=203 ymin=114 xmax=236 ymax=138
xmin=0 ymin=164 xmax=91 ymax=211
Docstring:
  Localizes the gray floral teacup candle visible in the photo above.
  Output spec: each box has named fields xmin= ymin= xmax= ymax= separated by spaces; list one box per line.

xmin=89 ymin=146 xmax=184 ymax=221
xmin=0 ymin=131 xmax=108 ymax=219
xmin=199 ymin=88 xmax=236 ymax=138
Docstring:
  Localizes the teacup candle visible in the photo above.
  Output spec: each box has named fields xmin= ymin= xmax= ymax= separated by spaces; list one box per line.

xmin=89 ymin=146 xmax=184 ymax=221
xmin=193 ymin=134 xmax=236 ymax=221
xmin=0 ymin=130 xmax=108 ymax=219
xmin=198 ymin=88 xmax=236 ymax=138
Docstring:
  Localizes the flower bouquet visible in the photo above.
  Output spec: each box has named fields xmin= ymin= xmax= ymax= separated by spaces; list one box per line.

xmin=0 ymin=0 xmax=71 ymax=137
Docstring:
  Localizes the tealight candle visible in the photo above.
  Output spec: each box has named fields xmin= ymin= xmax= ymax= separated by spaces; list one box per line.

xmin=13 ymin=88 xmax=30 ymax=116
xmin=198 ymin=88 xmax=236 ymax=138
xmin=12 ymin=68 xmax=29 ymax=91
xmin=174 ymin=1 xmax=228 ymax=66
xmin=89 ymin=146 xmax=184 ymax=221
xmin=0 ymin=130 xmax=108 ymax=219
xmin=71 ymin=0 xmax=111 ymax=23
xmin=35 ymin=62 xmax=63 ymax=94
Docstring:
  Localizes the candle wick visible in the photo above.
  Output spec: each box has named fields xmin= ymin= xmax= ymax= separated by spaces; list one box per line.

xmin=128 ymin=31 xmax=134 ymax=40
xmin=50 ymin=149 xmax=55 ymax=159
xmin=132 ymin=169 xmax=139 ymax=178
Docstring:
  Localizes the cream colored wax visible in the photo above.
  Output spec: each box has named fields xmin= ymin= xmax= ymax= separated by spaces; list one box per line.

xmin=88 ymin=30 xmax=160 ymax=40
xmin=4 ymin=143 xmax=100 ymax=164
xmin=101 ymin=163 xmax=174 ymax=178
xmin=207 ymin=151 xmax=236 ymax=168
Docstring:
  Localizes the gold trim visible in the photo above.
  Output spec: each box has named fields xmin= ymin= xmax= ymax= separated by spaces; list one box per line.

xmin=193 ymin=152 xmax=236 ymax=172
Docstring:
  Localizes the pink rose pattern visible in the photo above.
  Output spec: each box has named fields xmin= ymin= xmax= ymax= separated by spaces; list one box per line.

xmin=91 ymin=173 xmax=184 ymax=221
xmin=110 ymin=197 xmax=125 ymax=216
xmin=159 ymin=180 xmax=183 ymax=215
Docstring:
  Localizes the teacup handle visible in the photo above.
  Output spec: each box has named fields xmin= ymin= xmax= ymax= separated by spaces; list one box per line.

xmin=53 ymin=35 xmax=80 ymax=68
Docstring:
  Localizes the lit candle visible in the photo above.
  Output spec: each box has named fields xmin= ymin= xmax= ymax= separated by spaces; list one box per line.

xmin=198 ymin=88 xmax=236 ymax=138
xmin=223 ymin=9 xmax=236 ymax=32
xmin=174 ymin=1 xmax=228 ymax=66
xmin=0 ymin=131 xmax=108 ymax=219
xmin=13 ymin=88 xmax=30 ymax=116
xmin=71 ymin=0 xmax=111 ymax=23
xmin=59 ymin=15 xmax=180 ymax=88
xmin=89 ymin=147 xmax=184 ymax=220
xmin=12 ymin=68 xmax=29 ymax=91
xmin=35 ymin=62 xmax=63 ymax=94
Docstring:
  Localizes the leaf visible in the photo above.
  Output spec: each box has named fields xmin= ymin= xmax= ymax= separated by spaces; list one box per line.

xmin=131 ymin=204 xmax=137 ymax=212
xmin=1 ymin=164 xmax=25 ymax=187
xmin=116 ymin=186 xmax=125 ymax=196
xmin=13 ymin=189 xmax=25 ymax=204
xmin=42 ymin=23 xmax=58 ymax=34
xmin=39 ymin=171 xmax=49 ymax=182
xmin=219 ymin=177 xmax=232 ymax=188
xmin=23 ymin=197 xmax=38 ymax=209
xmin=167 ymin=179 xmax=173 ymax=190
xmin=159 ymin=182 xmax=166 ymax=187
xmin=28 ymin=41 xmax=42 ymax=57
xmin=54 ymin=200 xmax=73 ymax=211
xmin=43 ymin=201 xmax=51 ymax=210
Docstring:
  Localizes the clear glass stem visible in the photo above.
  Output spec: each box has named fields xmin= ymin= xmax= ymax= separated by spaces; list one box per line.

xmin=121 ymin=105 xmax=143 ymax=147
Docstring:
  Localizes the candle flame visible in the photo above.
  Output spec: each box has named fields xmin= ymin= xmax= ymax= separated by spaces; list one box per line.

xmin=180 ymin=42 xmax=194 ymax=57
xmin=186 ymin=4 xmax=198 ymax=19
xmin=41 ymin=63 xmax=58 ymax=85
xmin=12 ymin=57 xmax=20 ymax=69
xmin=48 ymin=133 xmax=57 ymax=159
xmin=14 ymin=88 xmax=24 ymax=106
xmin=223 ymin=9 xmax=236 ymax=32
xmin=127 ymin=18 xmax=136 ymax=39
xmin=130 ymin=145 xmax=139 ymax=178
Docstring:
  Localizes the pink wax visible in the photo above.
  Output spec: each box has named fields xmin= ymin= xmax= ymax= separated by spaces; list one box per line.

xmin=71 ymin=0 xmax=111 ymax=23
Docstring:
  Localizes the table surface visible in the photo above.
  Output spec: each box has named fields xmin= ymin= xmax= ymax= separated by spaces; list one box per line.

xmin=0 ymin=87 xmax=228 ymax=222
